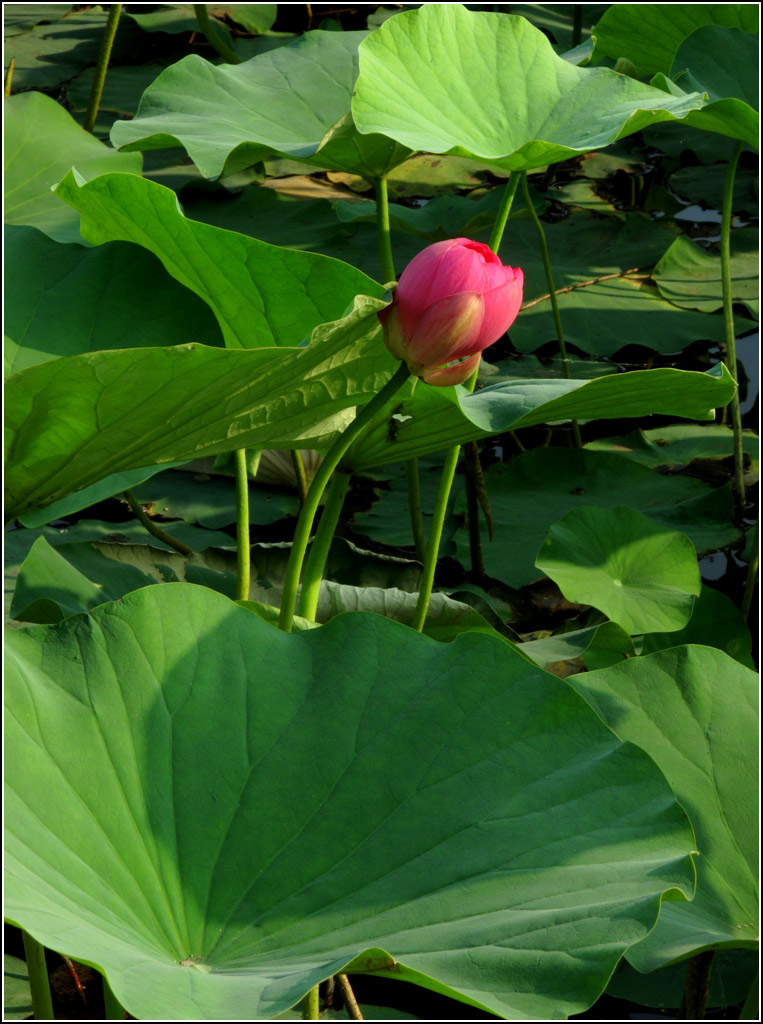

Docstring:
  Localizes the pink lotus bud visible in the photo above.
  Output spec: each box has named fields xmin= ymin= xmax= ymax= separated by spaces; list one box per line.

xmin=378 ymin=238 xmax=523 ymax=386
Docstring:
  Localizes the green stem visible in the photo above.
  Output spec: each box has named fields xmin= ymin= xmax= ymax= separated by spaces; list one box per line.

xmin=741 ymin=519 xmax=758 ymax=621
xmin=235 ymin=448 xmax=251 ymax=602
xmin=406 ymin=458 xmax=427 ymax=562
xmin=291 ymin=450 xmax=309 ymax=504
xmin=298 ymin=469 xmax=351 ymax=620
xmin=103 ymin=975 xmax=125 ymax=1020
xmin=374 ymin=175 xmax=396 ymax=285
xmin=83 ymin=4 xmax=122 ymax=133
xmin=123 ymin=489 xmax=194 ymax=557
xmin=22 ymin=930 xmax=54 ymax=1022
xmin=301 ymin=984 xmax=320 ymax=1020
xmin=720 ymin=140 xmax=746 ymax=511
xmin=5 ymin=56 xmax=15 ymax=96
xmin=488 ymin=171 xmax=520 ymax=254
xmin=521 ymin=172 xmax=582 ymax=447
xmin=571 ymin=4 xmax=583 ymax=47
xmin=193 ymin=4 xmax=242 ymax=63
xmin=279 ymin=363 xmax=411 ymax=632
xmin=410 ymin=442 xmax=461 ymax=632
xmin=465 ymin=464 xmax=485 ymax=578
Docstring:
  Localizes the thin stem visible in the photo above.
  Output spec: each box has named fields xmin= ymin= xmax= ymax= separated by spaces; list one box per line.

xmin=301 ymin=984 xmax=320 ymax=1020
xmin=465 ymin=454 xmax=485 ymax=577
xmin=279 ymin=363 xmax=411 ymax=632
xmin=521 ymin=171 xmax=582 ymax=447
xmin=488 ymin=171 xmax=520 ymax=254
xmin=103 ymin=976 xmax=125 ymax=1021
xmin=21 ymin=930 xmax=54 ymax=1022
xmin=410 ymin=443 xmax=460 ymax=632
xmin=572 ymin=4 xmax=583 ymax=46
xmin=336 ymin=974 xmax=364 ymax=1021
xmin=298 ymin=469 xmax=351 ymax=620
xmin=64 ymin=956 xmax=88 ymax=1007
xmin=5 ymin=56 xmax=15 ymax=96
xmin=406 ymin=458 xmax=427 ymax=561
xmin=741 ymin=519 xmax=758 ymax=621
xmin=679 ymin=949 xmax=715 ymax=1019
xmin=234 ymin=448 xmax=251 ymax=602
xmin=291 ymin=450 xmax=309 ymax=504
xmin=720 ymin=140 xmax=746 ymax=510
xmin=374 ymin=175 xmax=396 ymax=284
xmin=83 ymin=4 xmax=122 ymax=133
xmin=193 ymin=4 xmax=242 ymax=63
xmin=520 ymin=266 xmax=650 ymax=309
xmin=123 ymin=489 xmax=194 ymax=557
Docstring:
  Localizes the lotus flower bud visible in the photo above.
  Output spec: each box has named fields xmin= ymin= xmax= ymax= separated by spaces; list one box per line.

xmin=378 ymin=238 xmax=523 ymax=386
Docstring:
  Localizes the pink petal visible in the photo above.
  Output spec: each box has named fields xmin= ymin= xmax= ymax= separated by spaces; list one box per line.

xmin=421 ymin=352 xmax=482 ymax=387
xmin=407 ymin=290 xmax=485 ymax=369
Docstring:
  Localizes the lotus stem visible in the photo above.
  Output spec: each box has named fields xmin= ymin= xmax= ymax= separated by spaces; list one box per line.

xmin=22 ymin=930 xmax=54 ymax=1022
xmin=83 ymin=4 xmax=122 ymax=134
xmin=301 ymin=984 xmax=320 ymax=1020
xmin=572 ymin=5 xmax=583 ymax=47
xmin=720 ymin=140 xmax=746 ymax=511
xmin=374 ymin=174 xmax=396 ymax=285
xmin=405 ymin=458 xmax=427 ymax=561
xmin=521 ymin=171 xmax=582 ymax=447
xmin=488 ymin=171 xmax=520 ymax=254
xmin=337 ymin=974 xmax=364 ymax=1020
xmin=410 ymin=442 xmax=460 ymax=632
xmin=234 ymin=448 xmax=251 ymax=601
xmin=741 ymin=519 xmax=758 ymax=621
xmin=279 ymin=362 xmax=411 ymax=632
xmin=5 ymin=56 xmax=15 ymax=96
xmin=298 ymin=468 xmax=351 ymax=620
xmin=679 ymin=949 xmax=715 ymax=1019
xmin=193 ymin=4 xmax=242 ymax=63
xmin=123 ymin=489 xmax=195 ymax=557
xmin=291 ymin=450 xmax=309 ymax=504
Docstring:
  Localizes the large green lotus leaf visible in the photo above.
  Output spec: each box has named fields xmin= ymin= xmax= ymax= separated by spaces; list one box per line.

xmin=519 ymin=622 xmax=635 ymax=676
xmin=348 ymin=364 xmax=736 ymax=471
xmin=668 ymin=162 xmax=759 ymax=214
xmin=5 ymin=281 xmax=735 ymax=522
xmin=653 ymin=233 xmax=758 ymax=319
xmin=132 ymin=468 xmax=299 ymax=529
xmin=451 ymin=449 xmax=739 ymax=590
xmin=590 ymin=4 xmax=758 ymax=78
xmin=54 ymin=171 xmax=385 ymax=349
xmin=511 ymin=4 xmax=601 ymax=50
xmin=4 ymin=227 xmax=223 ymax=375
xmin=66 ymin=64 xmax=166 ymax=120
xmin=606 ymin=948 xmax=758 ymax=1011
xmin=4 ymin=297 xmax=395 ymax=520
xmin=351 ymin=5 xmax=708 ymax=174
xmin=649 ymin=36 xmax=758 ymax=149
xmin=639 ymin=584 xmax=754 ymax=669
xmin=126 ymin=4 xmax=277 ymax=35
xmin=4 ymin=6 xmax=148 ymax=89
xmin=3 ymin=4 xmax=72 ymax=34
xmin=670 ymin=26 xmax=758 ymax=109
xmin=110 ymin=32 xmax=412 ymax=179
xmin=5 ymin=584 xmax=696 ymax=1020
xmin=350 ymin=461 xmax=462 ymax=550
xmin=16 ymin=464 xmax=189 ymax=530
xmin=536 ymin=507 xmax=701 ymax=634
xmin=3 ymin=93 xmax=142 ymax=244
xmin=495 ymin=213 xmax=750 ymax=355
xmin=569 ymin=646 xmax=758 ymax=970
xmin=513 ymin=276 xmax=747 ymax=356
xmin=586 ymin=423 xmax=760 ymax=479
